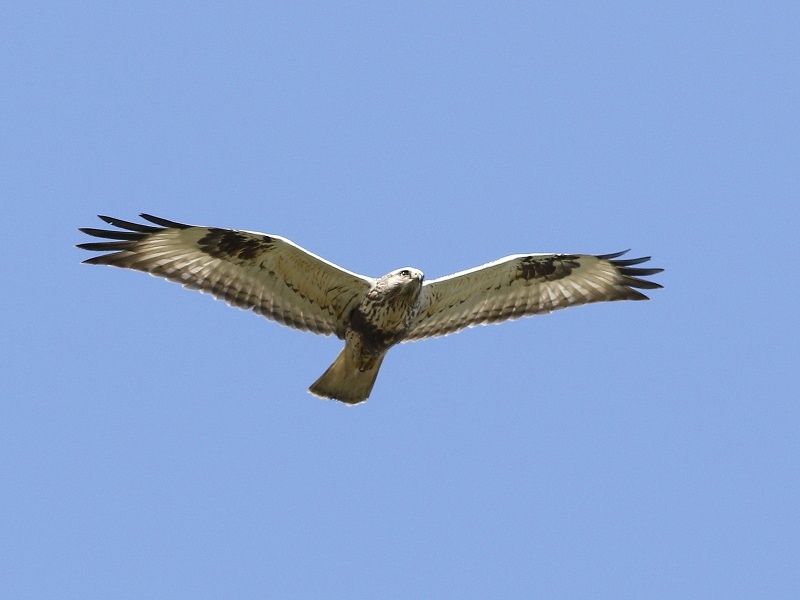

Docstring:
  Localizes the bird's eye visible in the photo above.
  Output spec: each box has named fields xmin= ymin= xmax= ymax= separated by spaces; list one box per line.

xmin=400 ymin=269 xmax=410 ymax=277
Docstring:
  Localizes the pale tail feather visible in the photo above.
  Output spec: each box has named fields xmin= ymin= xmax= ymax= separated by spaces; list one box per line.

xmin=308 ymin=348 xmax=386 ymax=405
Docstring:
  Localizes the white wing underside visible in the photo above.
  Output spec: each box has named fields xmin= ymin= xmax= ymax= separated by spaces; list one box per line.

xmin=79 ymin=215 xmax=373 ymax=338
xmin=406 ymin=253 xmax=661 ymax=340
xmin=80 ymin=216 xmax=662 ymax=343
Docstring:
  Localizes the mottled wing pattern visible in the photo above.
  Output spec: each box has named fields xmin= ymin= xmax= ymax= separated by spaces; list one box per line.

xmin=406 ymin=251 xmax=662 ymax=340
xmin=78 ymin=214 xmax=373 ymax=337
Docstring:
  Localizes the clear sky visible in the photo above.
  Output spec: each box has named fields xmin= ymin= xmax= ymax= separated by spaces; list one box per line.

xmin=2 ymin=2 xmax=798 ymax=598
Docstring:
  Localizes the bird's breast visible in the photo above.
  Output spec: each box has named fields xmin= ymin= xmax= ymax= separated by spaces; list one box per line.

xmin=348 ymin=290 xmax=421 ymax=351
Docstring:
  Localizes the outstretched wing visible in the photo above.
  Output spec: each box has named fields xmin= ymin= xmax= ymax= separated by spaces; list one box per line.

xmin=78 ymin=214 xmax=373 ymax=338
xmin=406 ymin=251 xmax=662 ymax=340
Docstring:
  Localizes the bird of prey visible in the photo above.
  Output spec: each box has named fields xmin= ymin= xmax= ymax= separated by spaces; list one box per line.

xmin=78 ymin=214 xmax=663 ymax=404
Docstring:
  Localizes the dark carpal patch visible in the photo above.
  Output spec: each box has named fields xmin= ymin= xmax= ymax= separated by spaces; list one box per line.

xmin=198 ymin=229 xmax=276 ymax=261
xmin=517 ymin=255 xmax=580 ymax=281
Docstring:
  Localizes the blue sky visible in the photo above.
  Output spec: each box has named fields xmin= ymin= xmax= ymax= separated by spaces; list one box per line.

xmin=2 ymin=1 xmax=798 ymax=598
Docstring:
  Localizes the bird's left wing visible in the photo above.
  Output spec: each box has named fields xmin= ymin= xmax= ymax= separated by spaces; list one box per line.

xmin=405 ymin=251 xmax=662 ymax=340
xmin=78 ymin=214 xmax=373 ymax=338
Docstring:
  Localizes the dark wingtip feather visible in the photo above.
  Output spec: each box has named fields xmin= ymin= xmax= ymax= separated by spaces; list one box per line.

xmin=612 ymin=256 xmax=653 ymax=267
xmin=622 ymin=277 xmax=663 ymax=290
xmin=598 ymin=250 xmax=663 ymax=296
xmin=597 ymin=249 xmax=631 ymax=260
xmin=79 ymin=227 xmax=143 ymax=241
xmin=140 ymin=214 xmax=191 ymax=229
xmin=97 ymin=215 xmax=161 ymax=233
xmin=626 ymin=289 xmax=652 ymax=301
xmin=76 ymin=240 xmax=134 ymax=252
xmin=81 ymin=254 xmax=121 ymax=265
xmin=79 ymin=214 xmax=185 ymax=263
xmin=618 ymin=266 xmax=664 ymax=277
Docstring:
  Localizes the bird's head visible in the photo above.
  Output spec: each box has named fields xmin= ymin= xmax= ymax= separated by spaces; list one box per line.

xmin=376 ymin=267 xmax=424 ymax=299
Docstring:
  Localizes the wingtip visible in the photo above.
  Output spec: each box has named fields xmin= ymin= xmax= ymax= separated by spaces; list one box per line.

xmin=139 ymin=213 xmax=192 ymax=229
xmin=597 ymin=249 xmax=631 ymax=260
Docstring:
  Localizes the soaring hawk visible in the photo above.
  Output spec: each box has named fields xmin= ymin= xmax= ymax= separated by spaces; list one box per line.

xmin=78 ymin=214 xmax=663 ymax=404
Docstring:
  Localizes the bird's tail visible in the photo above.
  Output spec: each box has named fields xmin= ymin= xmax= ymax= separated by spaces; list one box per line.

xmin=308 ymin=347 xmax=385 ymax=405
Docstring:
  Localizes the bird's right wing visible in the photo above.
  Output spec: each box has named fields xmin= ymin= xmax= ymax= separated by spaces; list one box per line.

xmin=78 ymin=214 xmax=373 ymax=338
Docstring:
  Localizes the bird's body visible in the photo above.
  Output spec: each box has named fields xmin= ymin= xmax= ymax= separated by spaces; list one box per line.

xmin=78 ymin=214 xmax=663 ymax=404
xmin=310 ymin=267 xmax=424 ymax=402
